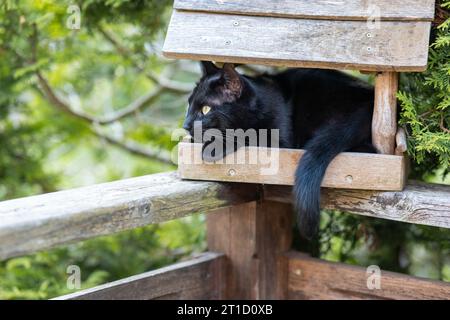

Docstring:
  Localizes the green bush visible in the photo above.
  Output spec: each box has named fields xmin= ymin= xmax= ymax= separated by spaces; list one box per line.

xmin=0 ymin=216 xmax=205 ymax=299
xmin=398 ymin=1 xmax=450 ymax=177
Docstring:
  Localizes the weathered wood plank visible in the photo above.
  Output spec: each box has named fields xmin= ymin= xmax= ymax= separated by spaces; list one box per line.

xmin=288 ymin=252 xmax=450 ymax=300
xmin=207 ymin=203 xmax=258 ymax=300
xmin=1 ymin=171 xmax=448 ymax=262
xmin=178 ymin=142 xmax=406 ymax=191
xmin=207 ymin=201 xmax=293 ymax=299
xmin=373 ymin=72 xmax=399 ymax=154
xmin=264 ymin=181 xmax=450 ymax=229
xmin=0 ymin=172 xmax=259 ymax=260
xmin=174 ymin=0 xmax=436 ymax=21
xmin=163 ymin=11 xmax=431 ymax=71
xmin=55 ymin=252 xmax=225 ymax=300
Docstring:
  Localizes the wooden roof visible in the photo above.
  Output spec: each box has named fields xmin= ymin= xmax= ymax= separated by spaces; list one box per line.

xmin=163 ymin=0 xmax=435 ymax=71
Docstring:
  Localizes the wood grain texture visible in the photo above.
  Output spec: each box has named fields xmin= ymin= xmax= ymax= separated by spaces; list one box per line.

xmin=207 ymin=203 xmax=257 ymax=300
xmin=0 ymin=172 xmax=259 ymax=260
xmin=373 ymin=72 xmax=399 ymax=154
xmin=2 ymin=170 xmax=447 ymax=265
xmin=163 ymin=11 xmax=431 ymax=71
xmin=256 ymin=201 xmax=293 ymax=299
xmin=174 ymin=0 xmax=436 ymax=21
xmin=288 ymin=252 xmax=450 ymax=300
xmin=207 ymin=201 xmax=293 ymax=299
xmin=178 ymin=142 xmax=406 ymax=191
xmin=55 ymin=252 xmax=225 ymax=300
xmin=263 ymin=181 xmax=450 ymax=229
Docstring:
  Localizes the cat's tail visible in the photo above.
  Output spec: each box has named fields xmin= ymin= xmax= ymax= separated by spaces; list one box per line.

xmin=293 ymin=110 xmax=373 ymax=239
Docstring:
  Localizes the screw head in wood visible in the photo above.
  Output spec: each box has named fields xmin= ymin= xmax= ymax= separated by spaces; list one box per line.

xmin=228 ymin=169 xmax=236 ymax=176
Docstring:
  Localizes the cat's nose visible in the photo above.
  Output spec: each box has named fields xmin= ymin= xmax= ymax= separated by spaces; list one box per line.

xmin=182 ymin=114 xmax=194 ymax=131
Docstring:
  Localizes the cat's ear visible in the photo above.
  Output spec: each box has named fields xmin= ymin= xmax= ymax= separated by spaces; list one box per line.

xmin=222 ymin=63 xmax=242 ymax=100
xmin=200 ymin=61 xmax=219 ymax=76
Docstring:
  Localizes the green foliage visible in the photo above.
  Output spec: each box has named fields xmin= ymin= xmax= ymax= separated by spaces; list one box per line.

xmin=398 ymin=1 xmax=450 ymax=177
xmin=0 ymin=216 xmax=205 ymax=299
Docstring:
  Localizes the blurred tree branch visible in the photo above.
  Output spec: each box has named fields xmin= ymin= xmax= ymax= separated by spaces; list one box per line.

xmin=26 ymin=23 xmax=174 ymax=164
xmin=35 ymin=72 xmax=172 ymax=164
xmin=97 ymin=25 xmax=193 ymax=93
xmin=91 ymin=126 xmax=172 ymax=163
xmin=36 ymin=72 xmax=166 ymax=125
xmin=25 ymin=23 xmax=170 ymax=125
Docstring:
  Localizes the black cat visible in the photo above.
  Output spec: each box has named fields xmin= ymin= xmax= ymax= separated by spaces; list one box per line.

xmin=183 ymin=62 xmax=376 ymax=239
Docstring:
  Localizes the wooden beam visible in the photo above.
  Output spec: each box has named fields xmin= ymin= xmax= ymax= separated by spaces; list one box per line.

xmin=1 ymin=172 xmax=448 ymax=262
xmin=288 ymin=252 xmax=450 ymax=300
xmin=207 ymin=201 xmax=293 ymax=299
xmin=174 ymin=0 xmax=436 ymax=22
xmin=263 ymin=181 xmax=450 ymax=229
xmin=55 ymin=252 xmax=225 ymax=300
xmin=0 ymin=172 xmax=259 ymax=260
xmin=178 ymin=142 xmax=406 ymax=191
xmin=372 ymin=72 xmax=399 ymax=154
xmin=163 ymin=11 xmax=431 ymax=72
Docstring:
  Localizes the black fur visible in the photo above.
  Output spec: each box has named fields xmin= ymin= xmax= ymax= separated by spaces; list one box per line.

xmin=184 ymin=62 xmax=376 ymax=239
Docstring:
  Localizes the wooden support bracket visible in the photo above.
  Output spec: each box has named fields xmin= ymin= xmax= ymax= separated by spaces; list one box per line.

xmin=372 ymin=72 xmax=399 ymax=155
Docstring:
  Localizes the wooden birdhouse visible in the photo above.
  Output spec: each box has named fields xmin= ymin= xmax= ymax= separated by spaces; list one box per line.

xmin=163 ymin=0 xmax=436 ymax=191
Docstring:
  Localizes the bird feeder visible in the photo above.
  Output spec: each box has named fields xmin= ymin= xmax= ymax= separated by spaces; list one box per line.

xmin=163 ymin=0 xmax=435 ymax=191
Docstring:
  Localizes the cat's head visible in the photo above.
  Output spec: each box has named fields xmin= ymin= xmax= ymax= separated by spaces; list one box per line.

xmin=183 ymin=61 xmax=251 ymax=138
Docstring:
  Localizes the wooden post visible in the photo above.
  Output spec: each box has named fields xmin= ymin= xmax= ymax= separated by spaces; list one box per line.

xmin=372 ymin=72 xmax=399 ymax=154
xmin=207 ymin=201 xmax=293 ymax=299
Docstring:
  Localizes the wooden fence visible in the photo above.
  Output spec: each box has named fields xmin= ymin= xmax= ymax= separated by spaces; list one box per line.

xmin=0 ymin=171 xmax=449 ymax=299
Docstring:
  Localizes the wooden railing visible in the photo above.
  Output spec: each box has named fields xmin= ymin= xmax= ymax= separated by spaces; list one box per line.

xmin=0 ymin=171 xmax=449 ymax=300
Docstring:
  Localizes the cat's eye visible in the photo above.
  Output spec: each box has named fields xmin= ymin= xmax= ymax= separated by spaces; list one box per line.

xmin=201 ymin=105 xmax=211 ymax=115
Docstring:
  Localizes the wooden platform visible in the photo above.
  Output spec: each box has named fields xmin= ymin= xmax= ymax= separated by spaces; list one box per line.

xmin=178 ymin=142 xmax=407 ymax=191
